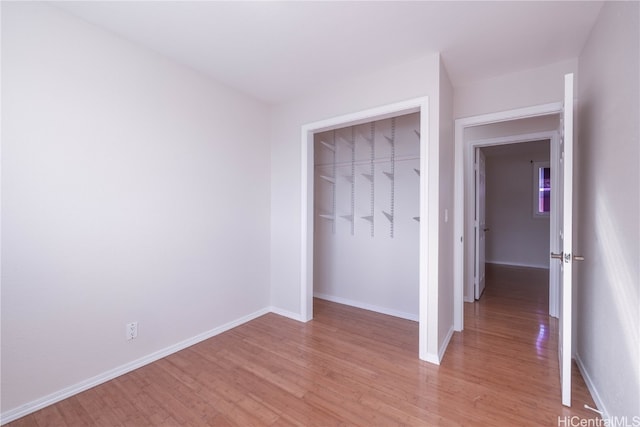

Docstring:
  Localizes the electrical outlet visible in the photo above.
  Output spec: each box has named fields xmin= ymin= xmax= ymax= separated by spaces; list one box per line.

xmin=126 ymin=322 xmax=138 ymax=341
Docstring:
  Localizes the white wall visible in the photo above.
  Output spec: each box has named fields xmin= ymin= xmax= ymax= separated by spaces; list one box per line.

xmin=1 ymin=2 xmax=271 ymax=417
xmin=483 ymin=141 xmax=550 ymax=269
xmin=313 ymin=114 xmax=420 ymax=320
xmin=454 ymin=58 xmax=578 ymax=118
xmin=575 ymin=1 xmax=639 ymax=418
xmin=437 ymin=59 xmax=455 ymax=356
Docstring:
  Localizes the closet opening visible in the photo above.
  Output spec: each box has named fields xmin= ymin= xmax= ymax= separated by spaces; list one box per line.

xmin=313 ymin=113 xmax=420 ymax=321
xmin=300 ymin=97 xmax=436 ymax=362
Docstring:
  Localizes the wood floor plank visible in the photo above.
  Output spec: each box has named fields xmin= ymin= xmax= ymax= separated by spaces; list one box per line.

xmin=189 ymin=347 xmax=344 ymax=427
xmin=7 ymin=265 xmax=601 ymax=426
xmin=50 ymin=396 xmax=96 ymax=427
xmin=31 ymin=404 xmax=67 ymax=427
xmin=72 ymin=387 xmax=125 ymax=426
xmin=110 ymin=373 xmax=181 ymax=426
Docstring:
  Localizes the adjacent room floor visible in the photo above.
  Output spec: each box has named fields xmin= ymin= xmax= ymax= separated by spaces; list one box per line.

xmin=8 ymin=264 xmax=599 ymax=426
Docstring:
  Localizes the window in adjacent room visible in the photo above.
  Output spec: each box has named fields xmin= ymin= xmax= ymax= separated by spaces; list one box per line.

xmin=533 ymin=161 xmax=550 ymax=217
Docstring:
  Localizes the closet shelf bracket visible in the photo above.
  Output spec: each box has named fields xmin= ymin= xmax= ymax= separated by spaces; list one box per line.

xmin=338 ymin=136 xmax=354 ymax=148
xmin=382 ymin=211 xmax=394 ymax=223
xmin=319 ymin=140 xmax=336 ymax=152
xmin=319 ymin=175 xmax=335 ymax=184
xmin=360 ymin=132 xmax=374 ymax=144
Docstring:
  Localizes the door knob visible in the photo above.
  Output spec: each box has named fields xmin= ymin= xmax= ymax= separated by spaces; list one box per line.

xmin=573 ymin=255 xmax=585 ymax=261
xmin=550 ymin=252 xmax=563 ymax=260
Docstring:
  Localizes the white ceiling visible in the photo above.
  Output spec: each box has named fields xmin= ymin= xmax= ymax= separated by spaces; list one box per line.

xmin=54 ymin=1 xmax=604 ymax=105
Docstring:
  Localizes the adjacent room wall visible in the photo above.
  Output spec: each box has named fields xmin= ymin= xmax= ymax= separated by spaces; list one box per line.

xmin=483 ymin=141 xmax=550 ymax=269
xmin=1 ymin=2 xmax=271 ymax=417
xmin=575 ymin=1 xmax=639 ymax=418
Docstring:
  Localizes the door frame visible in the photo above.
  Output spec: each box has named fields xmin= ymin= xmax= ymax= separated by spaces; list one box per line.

xmin=453 ymin=102 xmax=563 ymax=331
xmin=465 ymin=132 xmax=560 ymax=315
xmin=301 ymin=96 xmax=439 ymax=362
xmin=474 ymin=147 xmax=487 ymax=300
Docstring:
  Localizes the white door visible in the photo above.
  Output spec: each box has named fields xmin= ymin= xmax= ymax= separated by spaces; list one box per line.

xmin=553 ymin=73 xmax=575 ymax=407
xmin=474 ymin=148 xmax=487 ymax=299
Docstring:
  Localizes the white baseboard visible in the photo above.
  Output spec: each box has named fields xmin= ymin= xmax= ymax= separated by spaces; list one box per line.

xmin=313 ymin=293 xmax=419 ymax=322
xmin=575 ymin=353 xmax=609 ymax=420
xmin=486 ymin=260 xmax=550 ymax=270
xmin=0 ymin=307 xmax=271 ymax=425
xmin=420 ymin=351 xmax=441 ymax=365
xmin=269 ymin=306 xmax=306 ymax=322
xmin=438 ymin=325 xmax=455 ymax=363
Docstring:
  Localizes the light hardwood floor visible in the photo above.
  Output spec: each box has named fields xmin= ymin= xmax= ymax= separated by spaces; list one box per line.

xmin=8 ymin=264 xmax=599 ymax=426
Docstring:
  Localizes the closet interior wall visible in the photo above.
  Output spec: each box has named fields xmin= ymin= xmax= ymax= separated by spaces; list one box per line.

xmin=313 ymin=113 xmax=420 ymax=320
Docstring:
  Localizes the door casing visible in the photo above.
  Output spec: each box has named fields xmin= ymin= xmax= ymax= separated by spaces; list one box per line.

xmin=474 ymin=147 xmax=487 ymax=300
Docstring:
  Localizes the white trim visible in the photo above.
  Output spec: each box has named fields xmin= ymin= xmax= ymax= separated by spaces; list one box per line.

xmin=456 ymin=102 xmax=563 ymax=127
xmin=575 ymin=353 xmax=609 ymax=420
xmin=314 ymin=293 xmax=419 ymax=322
xmin=560 ymin=72 xmax=574 ymax=407
xmin=269 ymin=306 xmax=306 ymax=322
xmin=0 ymin=307 xmax=271 ymax=425
xmin=454 ymin=103 xmax=563 ymax=331
xmin=301 ymin=124 xmax=314 ymax=323
xmin=549 ymin=132 xmax=561 ymax=318
xmin=438 ymin=325 xmax=455 ymax=363
xmin=301 ymin=96 xmax=436 ymax=363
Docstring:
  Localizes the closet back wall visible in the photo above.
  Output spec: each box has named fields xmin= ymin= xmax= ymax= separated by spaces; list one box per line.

xmin=313 ymin=113 xmax=420 ymax=320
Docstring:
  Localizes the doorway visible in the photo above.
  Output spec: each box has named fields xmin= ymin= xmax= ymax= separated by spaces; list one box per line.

xmin=474 ymin=139 xmax=554 ymax=304
xmin=463 ymin=129 xmax=561 ymax=317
